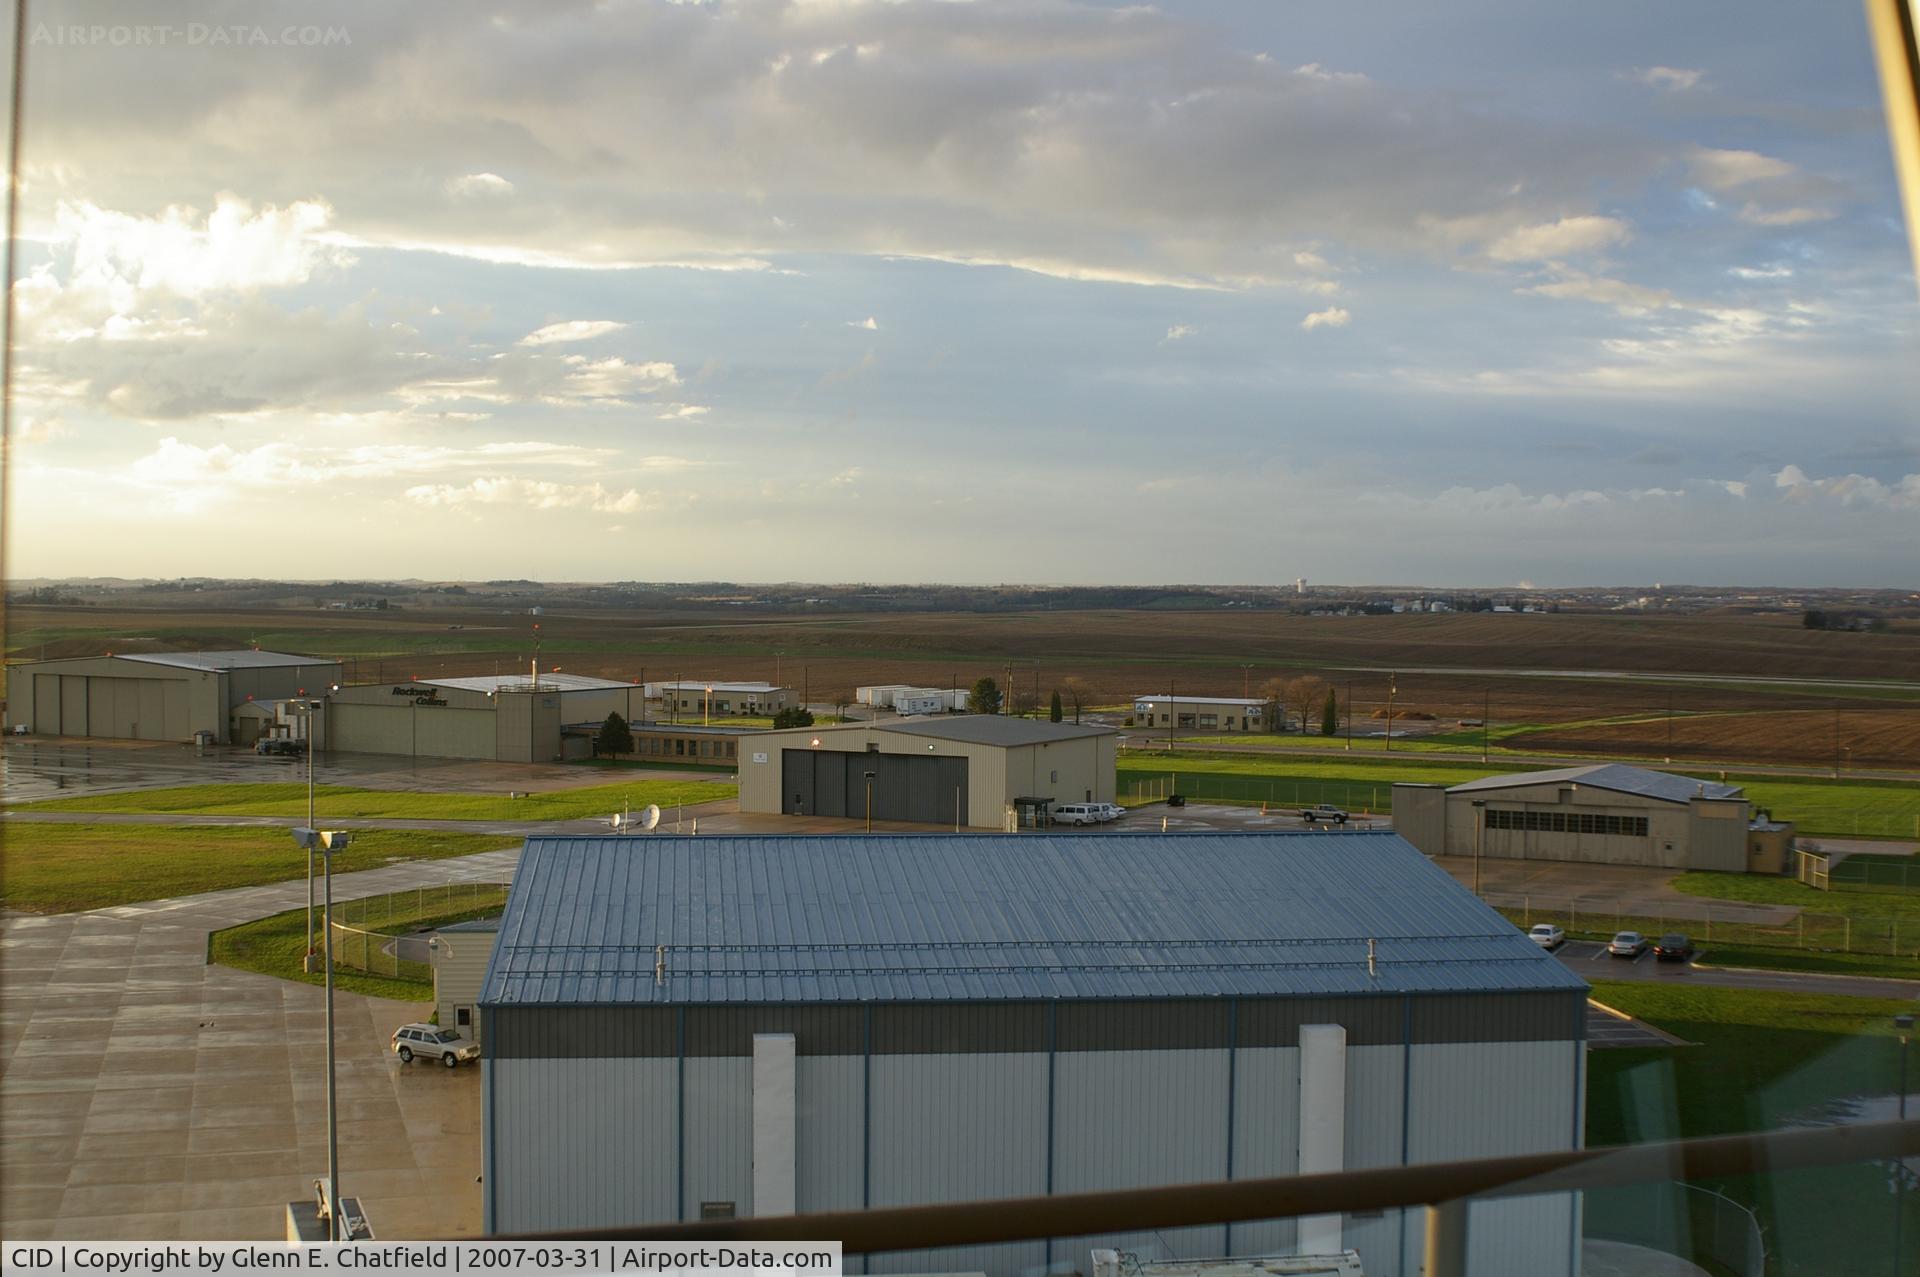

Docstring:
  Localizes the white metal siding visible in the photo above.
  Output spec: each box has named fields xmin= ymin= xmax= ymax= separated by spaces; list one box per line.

xmin=490 ymin=1058 xmax=677 ymax=1233
xmin=796 ymin=1057 xmax=864 ymax=1214
xmin=684 ymin=1058 xmax=753 ymax=1219
xmin=1228 ymin=1047 xmax=1300 ymax=1257
xmin=1054 ymin=1049 xmax=1231 ymax=1261
xmin=1402 ymin=1040 xmax=1579 ymax=1277
xmin=866 ymin=1053 xmax=1048 ymax=1277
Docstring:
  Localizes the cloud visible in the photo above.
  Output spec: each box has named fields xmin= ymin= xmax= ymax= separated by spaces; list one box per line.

xmin=1728 ymin=264 xmax=1793 ymax=280
xmin=1689 ymin=148 xmax=1797 ymax=190
xmin=657 ymin=403 xmax=711 ymax=419
xmin=1735 ymin=204 xmax=1834 ymax=226
xmin=1521 ymin=269 xmax=1672 ymax=313
xmin=518 ymin=320 xmax=627 ymax=346
xmin=1486 ymin=215 xmax=1631 ymax=263
xmin=1163 ymin=323 xmax=1196 ymax=342
xmin=447 ymin=172 xmax=514 ymax=197
xmin=1773 ymin=464 xmax=1920 ymax=509
xmin=1631 ymin=66 xmax=1704 ymax=92
xmin=402 ymin=477 xmax=671 ymax=516
xmin=1300 ymin=306 xmax=1351 ymax=331
xmin=847 ymin=316 xmax=879 ymax=330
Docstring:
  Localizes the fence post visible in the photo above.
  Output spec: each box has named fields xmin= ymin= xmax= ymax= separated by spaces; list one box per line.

xmin=1844 ymin=916 xmax=1851 ymax=953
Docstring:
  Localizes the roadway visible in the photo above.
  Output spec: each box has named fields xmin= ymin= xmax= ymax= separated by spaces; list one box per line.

xmin=1553 ymin=938 xmax=1920 ymax=1000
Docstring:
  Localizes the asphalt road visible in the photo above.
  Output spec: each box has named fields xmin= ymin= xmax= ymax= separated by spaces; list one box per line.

xmin=1553 ymin=938 xmax=1920 ymax=1000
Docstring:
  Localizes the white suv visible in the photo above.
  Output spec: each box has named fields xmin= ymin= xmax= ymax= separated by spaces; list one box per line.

xmin=1053 ymin=803 xmax=1103 ymax=826
xmin=392 ymin=1022 xmax=480 ymax=1068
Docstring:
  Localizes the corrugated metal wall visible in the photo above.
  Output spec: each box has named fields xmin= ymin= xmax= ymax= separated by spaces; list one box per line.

xmin=486 ymin=1000 xmax=1582 ymax=1277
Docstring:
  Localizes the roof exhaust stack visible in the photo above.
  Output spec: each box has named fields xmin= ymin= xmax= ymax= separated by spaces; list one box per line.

xmin=1367 ymin=937 xmax=1377 ymax=978
xmin=654 ymin=945 xmax=666 ymax=988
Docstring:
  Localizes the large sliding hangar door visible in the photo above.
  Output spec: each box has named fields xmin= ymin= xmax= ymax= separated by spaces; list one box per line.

xmin=33 ymin=672 xmax=191 ymax=740
xmin=782 ymin=749 xmax=968 ymax=825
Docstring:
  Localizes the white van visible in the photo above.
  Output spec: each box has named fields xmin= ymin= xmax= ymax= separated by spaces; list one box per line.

xmin=1053 ymin=803 xmax=1104 ymax=826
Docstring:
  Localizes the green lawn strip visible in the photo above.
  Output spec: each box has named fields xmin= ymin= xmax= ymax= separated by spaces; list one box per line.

xmin=1584 ymin=981 xmax=1919 ymax=1277
xmin=208 ymin=890 xmax=507 ymax=1003
xmin=17 ymin=778 xmax=736 ymax=821
xmin=1671 ymin=871 xmax=1918 ymax=923
xmin=1692 ymin=944 xmax=1920 ymax=981
xmin=1115 ymin=752 xmax=1920 ymax=838
xmin=0 ymin=825 xmax=519 ymax=913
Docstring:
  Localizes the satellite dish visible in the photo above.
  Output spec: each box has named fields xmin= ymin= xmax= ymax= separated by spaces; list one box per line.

xmin=610 ymin=813 xmax=625 ymax=830
xmin=641 ymin=804 xmax=662 ymax=831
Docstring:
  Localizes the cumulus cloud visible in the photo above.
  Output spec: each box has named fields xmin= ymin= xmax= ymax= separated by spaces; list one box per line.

xmin=847 ymin=316 xmax=879 ymax=330
xmin=1631 ymin=66 xmax=1705 ymax=91
xmin=403 ymin=477 xmax=668 ymax=516
xmin=1486 ymin=215 xmax=1631 ymax=263
xmin=1521 ymin=269 xmax=1672 ymax=313
xmin=447 ymin=172 xmax=514 ymax=197
xmin=1300 ymin=306 xmax=1351 ymax=331
xmin=1163 ymin=323 xmax=1196 ymax=342
xmin=1773 ymin=464 xmax=1920 ymax=509
xmin=519 ymin=320 xmax=627 ymax=346
xmin=1689 ymin=148 xmax=1797 ymax=190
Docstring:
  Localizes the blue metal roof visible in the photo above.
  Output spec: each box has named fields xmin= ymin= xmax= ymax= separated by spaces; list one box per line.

xmin=481 ymin=832 xmax=1588 ymax=1007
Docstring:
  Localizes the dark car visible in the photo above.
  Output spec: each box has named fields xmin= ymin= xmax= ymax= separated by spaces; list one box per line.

xmin=1654 ymin=933 xmax=1694 ymax=962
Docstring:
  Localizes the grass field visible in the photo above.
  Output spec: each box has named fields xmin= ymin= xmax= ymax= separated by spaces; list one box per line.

xmin=208 ymin=889 xmax=508 ymax=1003
xmin=0 ymin=824 xmax=520 ymax=913
xmin=1584 ymin=981 xmax=1919 ymax=1277
xmin=1115 ymin=752 xmax=1920 ymax=838
xmin=17 ymin=778 xmax=735 ymax=821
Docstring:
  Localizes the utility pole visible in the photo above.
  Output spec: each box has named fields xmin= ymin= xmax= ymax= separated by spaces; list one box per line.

xmin=1168 ymin=678 xmax=1177 ymax=757
xmin=1833 ymin=701 xmax=1842 ymax=779
xmin=1667 ymin=689 xmax=1674 ymax=762
xmin=1241 ymin=664 xmax=1252 ymax=698
xmin=1385 ymin=673 xmax=1398 ymax=752
xmin=1483 ymin=687 xmax=1490 ymax=764
xmin=1345 ymin=680 xmax=1353 ymax=752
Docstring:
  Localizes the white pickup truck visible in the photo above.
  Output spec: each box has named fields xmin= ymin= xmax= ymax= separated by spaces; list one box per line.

xmin=1299 ymin=803 xmax=1350 ymax=825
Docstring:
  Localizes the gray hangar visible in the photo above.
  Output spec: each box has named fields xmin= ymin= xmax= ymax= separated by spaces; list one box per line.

xmin=479 ymin=831 xmax=1588 ymax=1277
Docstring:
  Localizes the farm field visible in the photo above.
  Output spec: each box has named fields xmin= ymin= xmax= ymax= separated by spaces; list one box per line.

xmin=16 ymin=778 xmax=733 ymax=821
xmin=1115 ymin=752 xmax=1920 ymax=838
xmin=8 ymin=602 xmax=1920 ymax=769
xmin=0 ymin=824 xmax=519 ymax=913
xmin=1583 ymin=981 xmax=1920 ymax=1277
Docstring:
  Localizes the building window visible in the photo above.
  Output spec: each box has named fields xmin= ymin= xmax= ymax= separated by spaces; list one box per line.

xmin=700 ymin=1202 xmax=736 ymax=1221
xmin=1177 ymin=714 xmax=1196 ymax=728
xmin=1485 ymin=808 xmax=1647 ymax=837
xmin=1198 ymin=714 xmax=1218 ymax=728
xmin=456 ymin=1008 xmax=471 ymax=1027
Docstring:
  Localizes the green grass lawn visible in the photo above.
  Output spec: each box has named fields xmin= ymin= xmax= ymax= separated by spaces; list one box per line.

xmin=1115 ymin=752 xmax=1920 ymax=838
xmin=17 ymin=778 xmax=735 ymax=821
xmin=0 ymin=824 xmax=520 ymax=913
xmin=1672 ymin=871 xmax=1917 ymax=923
xmin=1584 ymin=981 xmax=1919 ymax=1277
xmin=208 ymin=888 xmax=507 ymax=1002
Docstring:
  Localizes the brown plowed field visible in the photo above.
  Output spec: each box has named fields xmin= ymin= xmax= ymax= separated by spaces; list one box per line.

xmin=8 ymin=604 xmax=1918 ymax=768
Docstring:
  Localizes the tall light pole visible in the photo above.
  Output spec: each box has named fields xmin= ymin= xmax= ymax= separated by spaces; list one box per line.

xmin=301 ymin=699 xmax=323 ymax=972
xmin=293 ymin=826 xmax=351 ymax=1240
xmin=1345 ymin=679 xmax=1353 ymax=752
xmin=1240 ymin=664 xmax=1252 ymax=698
xmin=1482 ymin=687 xmax=1490 ymax=764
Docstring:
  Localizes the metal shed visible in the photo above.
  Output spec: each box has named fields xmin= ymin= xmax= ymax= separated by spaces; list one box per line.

xmin=479 ymin=832 xmax=1587 ymax=1277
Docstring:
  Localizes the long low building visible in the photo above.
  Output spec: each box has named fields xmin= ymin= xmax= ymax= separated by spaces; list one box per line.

xmin=324 ymin=673 xmax=645 ymax=762
xmin=1133 ymin=694 xmax=1267 ymax=733
xmin=1393 ymin=763 xmax=1792 ymax=872
xmin=642 ymin=681 xmax=791 ymax=716
xmin=8 ymin=649 xmax=343 ymax=744
xmin=738 ymin=716 xmax=1116 ymax=828
xmin=480 ymin=832 xmax=1588 ymax=1277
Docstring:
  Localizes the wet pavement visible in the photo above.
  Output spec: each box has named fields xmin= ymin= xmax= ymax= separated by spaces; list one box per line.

xmin=1556 ymin=939 xmax=1920 ymax=1000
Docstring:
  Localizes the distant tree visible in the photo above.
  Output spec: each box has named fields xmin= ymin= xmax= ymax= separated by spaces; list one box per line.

xmin=771 ymin=706 xmax=815 ymax=729
xmin=970 ymin=677 xmax=1003 ymax=716
xmin=595 ymin=711 xmax=633 ymax=759
xmin=1320 ymin=686 xmax=1339 ymax=736
xmin=1285 ymin=676 xmax=1326 ymax=734
xmin=1802 ymin=609 xmax=1828 ymax=630
xmin=1060 ymin=676 xmax=1091 ymax=724
xmin=1049 ymin=690 xmax=1063 ymax=723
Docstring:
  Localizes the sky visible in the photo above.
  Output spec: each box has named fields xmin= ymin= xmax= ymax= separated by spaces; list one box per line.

xmin=6 ymin=0 xmax=1920 ymax=587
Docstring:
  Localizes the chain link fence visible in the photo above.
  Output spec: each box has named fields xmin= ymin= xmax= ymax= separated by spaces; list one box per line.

xmin=328 ymin=881 xmax=510 ymax=981
xmin=1123 ymin=772 xmax=1400 ymax=816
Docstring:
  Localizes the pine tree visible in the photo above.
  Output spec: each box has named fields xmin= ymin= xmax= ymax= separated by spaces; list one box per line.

xmin=1320 ymin=687 xmax=1339 ymax=736
xmin=595 ymin=711 xmax=633 ymax=758
xmin=1049 ymin=690 xmax=1063 ymax=723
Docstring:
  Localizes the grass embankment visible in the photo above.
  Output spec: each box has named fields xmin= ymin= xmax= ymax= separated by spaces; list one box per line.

xmin=0 ymin=824 xmax=519 ymax=913
xmin=1584 ymin=981 xmax=1919 ymax=1277
xmin=209 ymin=889 xmax=508 ymax=1002
xmin=1115 ymin=752 xmax=1920 ymax=839
xmin=18 ymin=778 xmax=735 ymax=821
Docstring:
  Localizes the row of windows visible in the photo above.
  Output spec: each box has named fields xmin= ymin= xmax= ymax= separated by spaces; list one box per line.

xmin=1485 ymin=808 xmax=1649 ymax=837
xmin=635 ymin=735 xmax=738 ymax=759
xmin=1146 ymin=712 xmax=1257 ymax=729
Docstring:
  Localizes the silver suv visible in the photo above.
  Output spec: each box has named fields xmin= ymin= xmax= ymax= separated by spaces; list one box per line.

xmin=391 ymin=1022 xmax=480 ymax=1068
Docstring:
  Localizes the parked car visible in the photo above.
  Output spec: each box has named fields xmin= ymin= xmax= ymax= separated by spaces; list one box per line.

xmin=1300 ymin=803 xmax=1350 ymax=824
xmin=1095 ymin=803 xmax=1125 ymax=822
xmin=1527 ymin=924 xmax=1566 ymax=950
xmin=1607 ymin=930 xmax=1648 ymax=958
xmin=391 ymin=1023 xmax=480 ymax=1068
xmin=1053 ymin=803 xmax=1104 ymax=826
xmin=1654 ymin=933 xmax=1695 ymax=962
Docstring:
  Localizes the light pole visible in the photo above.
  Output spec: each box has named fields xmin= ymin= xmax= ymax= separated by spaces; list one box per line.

xmin=1385 ymin=673 xmax=1398 ymax=752
xmin=1472 ymin=800 xmax=1486 ymax=898
xmin=1345 ymin=679 xmax=1353 ymax=752
xmin=1240 ymin=664 xmax=1252 ymax=698
xmin=292 ymin=826 xmax=352 ymax=1240
xmin=300 ymin=699 xmax=323 ymax=972
xmin=863 ymin=770 xmax=876 ymax=833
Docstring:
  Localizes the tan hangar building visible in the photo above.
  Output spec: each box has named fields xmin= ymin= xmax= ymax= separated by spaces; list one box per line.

xmin=739 ymin=716 xmax=1117 ymax=829
xmin=1392 ymin=763 xmax=1793 ymax=873
xmin=324 ymin=673 xmax=645 ymax=762
xmin=8 ymin=649 xmax=343 ymax=744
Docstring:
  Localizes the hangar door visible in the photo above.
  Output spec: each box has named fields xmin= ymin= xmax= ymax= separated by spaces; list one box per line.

xmin=782 ymin=749 xmax=968 ymax=826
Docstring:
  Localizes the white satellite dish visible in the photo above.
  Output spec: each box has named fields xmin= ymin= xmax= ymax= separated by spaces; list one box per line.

xmin=610 ymin=812 xmax=625 ymax=830
xmin=641 ymin=803 xmax=662 ymax=832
